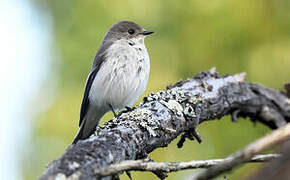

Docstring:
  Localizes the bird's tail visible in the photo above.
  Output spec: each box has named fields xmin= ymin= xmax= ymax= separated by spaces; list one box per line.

xmin=72 ymin=106 xmax=106 ymax=144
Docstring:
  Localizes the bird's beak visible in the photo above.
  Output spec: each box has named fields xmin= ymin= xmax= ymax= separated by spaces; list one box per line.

xmin=142 ymin=30 xmax=154 ymax=35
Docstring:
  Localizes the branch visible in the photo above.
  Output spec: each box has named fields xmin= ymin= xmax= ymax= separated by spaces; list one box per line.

xmin=192 ymin=123 xmax=290 ymax=180
xmin=39 ymin=69 xmax=290 ymax=180
xmin=95 ymin=154 xmax=281 ymax=176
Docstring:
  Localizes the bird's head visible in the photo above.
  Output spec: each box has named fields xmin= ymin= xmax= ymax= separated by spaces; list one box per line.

xmin=104 ymin=21 xmax=154 ymax=43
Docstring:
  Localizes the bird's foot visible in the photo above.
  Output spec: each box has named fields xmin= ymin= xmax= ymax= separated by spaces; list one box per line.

xmin=125 ymin=106 xmax=135 ymax=112
xmin=116 ymin=106 xmax=135 ymax=117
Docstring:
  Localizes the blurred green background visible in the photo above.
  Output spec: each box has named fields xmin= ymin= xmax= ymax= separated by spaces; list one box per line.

xmin=28 ymin=0 xmax=290 ymax=179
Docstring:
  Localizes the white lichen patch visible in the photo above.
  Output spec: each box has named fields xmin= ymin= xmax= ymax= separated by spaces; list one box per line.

xmin=141 ymin=87 xmax=202 ymax=121
xmin=184 ymin=104 xmax=196 ymax=118
xmin=141 ymin=109 xmax=160 ymax=137
xmin=140 ymin=121 xmax=158 ymax=137
xmin=107 ymin=151 xmax=114 ymax=163
xmin=160 ymin=99 xmax=184 ymax=117
xmin=121 ymin=108 xmax=152 ymax=118
xmin=55 ymin=173 xmax=66 ymax=180
xmin=68 ymin=161 xmax=80 ymax=170
xmin=169 ymin=89 xmax=188 ymax=103
xmin=121 ymin=107 xmax=159 ymax=137
xmin=233 ymin=72 xmax=247 ymax=82
xmin=188 ymin=95 xmax=203 ymax=104
xmin=55 ymin=171 xmax=81 ymax=180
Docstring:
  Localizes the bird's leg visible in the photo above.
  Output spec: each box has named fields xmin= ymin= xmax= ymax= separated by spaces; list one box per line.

xmin=109 ymin=104 xmax=118 ymax=117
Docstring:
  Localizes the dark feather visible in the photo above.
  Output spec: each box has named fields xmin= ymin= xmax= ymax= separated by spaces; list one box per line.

xmin=79 ymin=68 xmax=98 ymax=126
xmin=79 ymin=40 xmax=113 ymax=126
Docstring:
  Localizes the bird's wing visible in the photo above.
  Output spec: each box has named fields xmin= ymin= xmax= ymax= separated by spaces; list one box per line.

xmin=79 ymin=41 xmax=113 ymax=126
xmin=79 ymin=67 xmax=99 ymax=126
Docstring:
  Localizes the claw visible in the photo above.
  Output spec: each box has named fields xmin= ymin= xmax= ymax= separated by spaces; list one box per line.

xmin=116 ymin=106 xmax=136 ymax=117
xmin=125 ymin=106 xmax=133 ymax=111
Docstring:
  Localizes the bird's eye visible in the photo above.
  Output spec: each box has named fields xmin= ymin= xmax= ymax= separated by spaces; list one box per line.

xmin=128 ymin=29 xmax=135 ymax=35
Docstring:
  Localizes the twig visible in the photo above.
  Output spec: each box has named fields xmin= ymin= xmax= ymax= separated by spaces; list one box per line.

xmin=192 ymin=123 xmax=290 ymax=180
xmin=94 ymin=154 xmax=280 ymax=177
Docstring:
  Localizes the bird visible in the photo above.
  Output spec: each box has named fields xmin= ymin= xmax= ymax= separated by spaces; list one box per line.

xmin=72 ymin=20 xmax=154 ymax=144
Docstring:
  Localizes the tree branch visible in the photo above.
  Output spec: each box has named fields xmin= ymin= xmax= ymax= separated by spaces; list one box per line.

xmin=192 ymin=123 xmax=290 ymax=180
xmin=39 ymin=69 xmax=290 ymax=180
xmin=95 ymin=154 xmax=281 ymax=177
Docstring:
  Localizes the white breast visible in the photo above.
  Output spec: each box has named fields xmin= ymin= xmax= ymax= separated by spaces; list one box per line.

xmin=89 ymin=38 xmax=150 ymax=111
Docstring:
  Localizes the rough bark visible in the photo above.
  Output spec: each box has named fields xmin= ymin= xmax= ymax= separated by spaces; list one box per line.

xmin=39 ymin=69 xmax=290 ymax=180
